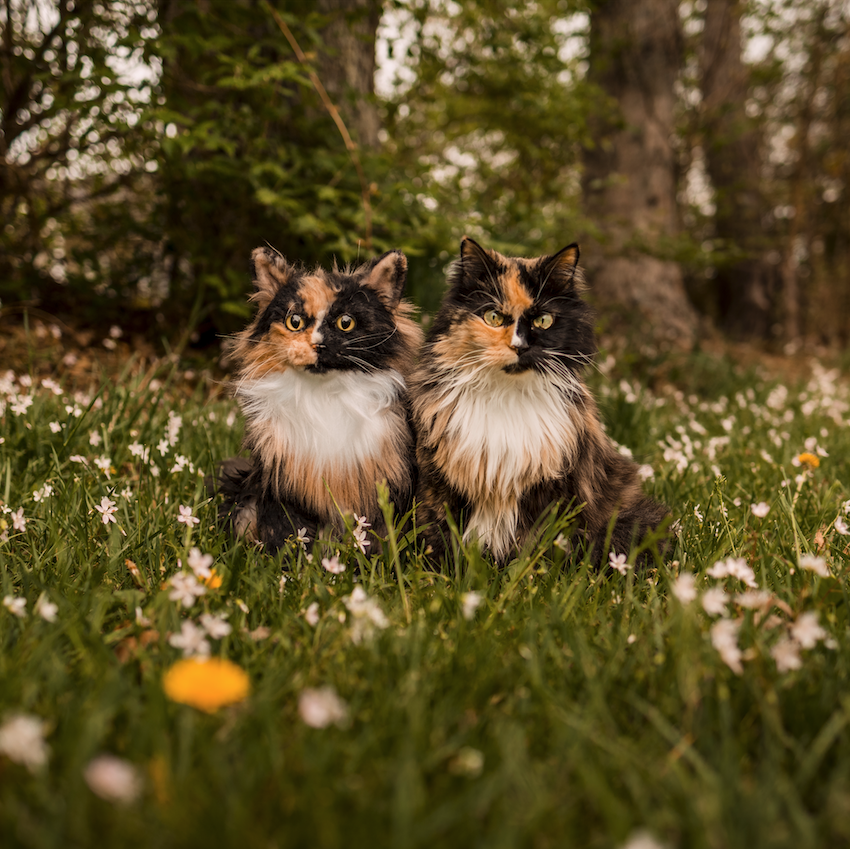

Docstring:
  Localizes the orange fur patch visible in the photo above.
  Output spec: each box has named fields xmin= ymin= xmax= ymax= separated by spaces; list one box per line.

xmin=498 ymin=265 xmax=534 ymax=315
xmin=298 ymin=273 xmax=336 ymax=318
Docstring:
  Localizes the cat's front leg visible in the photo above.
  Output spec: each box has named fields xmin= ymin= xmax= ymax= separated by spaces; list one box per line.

xmin=256 ymin=495 xmax=319 ymax=556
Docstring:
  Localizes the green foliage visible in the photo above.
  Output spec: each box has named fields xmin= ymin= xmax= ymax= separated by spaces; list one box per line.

xmin=1 ymin=349 xmax=850 ymax=846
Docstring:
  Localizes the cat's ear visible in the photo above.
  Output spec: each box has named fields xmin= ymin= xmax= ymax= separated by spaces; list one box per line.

xmin=538 ymin=243 xmax=580 ymax=286
xmin=250 ymin=247 xmax=293 ymax=310
xmin=459 ymin=237 xmax=497 ymax=286
xmin=362 ymin=250 xmax=407 ymax=308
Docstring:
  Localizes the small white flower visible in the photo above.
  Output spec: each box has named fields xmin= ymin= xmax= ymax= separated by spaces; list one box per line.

xmin=0 ymin=714 xmax=49 ymax=772
xmin=461 ymin=591 xmax=484 ymax=620
xmin=835 ymin=516 xmax=849 ymax=536
xmin=89 ymin=431 xmax=102 ymax=447
xmin=199 ymin=612 xmax=232 ymax=639
xmin=298 ymin=686 xmax=348 ymax=729
xmin=800 ymin=554 xmax=830 ymax=578
xmin=305 ymin=601 xmax=320 ymax=627
xmin=771 ymin=638 xmax=803 ymax=673
xmin=186 ymin=548 xmax=213 ymax=579
xmin=693 ymin=504 xmax=704 ymax=522
xmin=3 ymin=595 xmax=27 ymax=618
xmin=95 ymin=496 xmax=118 ymax=525
xmin=32 ymin=484 xmax=53 ymax=502
xmin=84 ymin=754 xmax=142 ymax=804
xmin=790 ymin=611 xmax=827 ymax=649
xmin=167 ymin=620 xmax=210 ymax=657
xmin=608 ymin=552 xmax=630 ymax=575
xmin=750 ymin=502 xmax=770 ymax=518
xmin=135 ymin=607 xmax=152 ymax=627
xmin=843 ymin=500 xmax=850 ymax=516
xmin=11 ymin=508 xmax=26 ymax=532
xmin=701 ymin=587 xmax=729 ymax=617
xmin=735 ymin=590 xmax=772 ymax=610
xmin=343 ymin=586 xmax=389 ymax=643
xmin=93 ymin=456 xmax=112 ymax=476
xmin=671 ymin=573 xmax=697 ymax=604
xmin=177 ymin=505 xmax=200 ymax=527
xmin=49 ymin=421 xmax=62 ymax=434
xmin=294 ymin=527 xmax=310 ymax=550
xmin=706 ymin=557 xmax=758 ymax=588
xmin=35 ymin=593 xmax=58 ymax=623
xmin=157 ymin=439 xmax=170 ymax=456
xmin=167 ymin=572 xmax=206 ymax=608
xmin=321 ymin=554 xmax=346 ymax=575
xmin=710 ymin=618 xmax=743 ymax=674
xmin=128 ymin=442 xmax=149 ymax=461
xmin=69 ymin=455 xmax=88 ymax=465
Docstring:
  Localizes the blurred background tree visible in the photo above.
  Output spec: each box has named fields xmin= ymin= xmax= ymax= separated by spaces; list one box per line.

xmin=1 ymin=0 xmax=847 ymax=349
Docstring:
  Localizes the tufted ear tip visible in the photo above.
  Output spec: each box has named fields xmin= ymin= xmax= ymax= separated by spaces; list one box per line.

xmin=539 ymin=243 xmax=580 ymax=284
xmin=362 ymin=250 xmax=408 ymax=308
xmin=249 ymin=245 xmax=293 ymax=309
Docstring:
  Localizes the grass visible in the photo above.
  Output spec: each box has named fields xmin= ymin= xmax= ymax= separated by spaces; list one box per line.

xmin=1 ymin=343 xmax=849 ymax=849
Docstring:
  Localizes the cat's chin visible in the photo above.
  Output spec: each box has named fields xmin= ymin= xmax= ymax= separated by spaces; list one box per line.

xmin=501 ymin=361 xmax=535 ymax=375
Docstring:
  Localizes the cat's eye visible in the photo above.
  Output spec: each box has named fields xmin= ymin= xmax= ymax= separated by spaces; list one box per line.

xmin=336 ymin=314 xmax=356 ymax=332
xmin=482 ymin=309 xmax=506 ymax=328
xmin=285 ymin=313 xmax=304 ymax=332
xmin=532 ymin=313 xmax=554 ymax=330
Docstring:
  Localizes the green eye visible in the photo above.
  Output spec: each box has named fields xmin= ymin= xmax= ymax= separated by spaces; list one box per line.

xmin=483 ymin=309 xmax=506 ymax=328
xmin=336 ymin=314 xmax=356 ymax=332
xmin=533 ymin=313 xmax=553 ymax=330
xmin=285 ymin=313 xmax=304 ymax=332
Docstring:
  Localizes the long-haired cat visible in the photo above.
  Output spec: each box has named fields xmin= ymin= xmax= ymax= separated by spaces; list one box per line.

xmin=409 ymin=237 xmax=668 ymax=565
xmin=217 ymin=246 xmax=424 ymax=554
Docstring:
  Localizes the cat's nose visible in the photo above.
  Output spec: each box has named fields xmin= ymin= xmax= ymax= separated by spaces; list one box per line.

xmin=510 ymin=325 xmax=528 ymax=352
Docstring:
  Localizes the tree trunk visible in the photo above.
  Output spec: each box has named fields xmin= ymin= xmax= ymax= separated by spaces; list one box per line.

xmin=583 ymin=0 xmax=698 ymax=346
xmin=317 ymin=0 xmax=382 ymax=149
xmin=699 ymin=0 xmax=779 ymax=339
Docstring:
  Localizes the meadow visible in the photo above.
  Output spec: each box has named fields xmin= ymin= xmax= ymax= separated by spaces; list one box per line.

xmin=1 ymin=328 xmax=849 ymax=849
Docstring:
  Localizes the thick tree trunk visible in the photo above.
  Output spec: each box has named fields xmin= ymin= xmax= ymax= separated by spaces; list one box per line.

xmin=583 ymin=0 xmax=698 ymax=345
xmin=699 ymin=0 xmax=778 ymax=339
xmin=317 ymin=0 xmax=382 ymax=149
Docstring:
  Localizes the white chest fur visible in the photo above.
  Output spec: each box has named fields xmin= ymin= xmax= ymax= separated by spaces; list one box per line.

xmin=237 ymin=368 xmax=404 ymax=472
xmin=433 ymin=369 xmax=580 ymax=558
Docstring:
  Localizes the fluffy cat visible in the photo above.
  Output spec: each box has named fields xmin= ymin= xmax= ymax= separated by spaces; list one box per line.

xmin=217 ymin=246 xmax=424 ymax=554
xmin=409 ymin=237 xmax=668 ymax=565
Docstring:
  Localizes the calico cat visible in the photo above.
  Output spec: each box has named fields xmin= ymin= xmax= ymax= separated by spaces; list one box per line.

xmin=217 ymin=246 xmax=423 ymax=554
xmin=409 ymin=237 xmax=668 ymax=566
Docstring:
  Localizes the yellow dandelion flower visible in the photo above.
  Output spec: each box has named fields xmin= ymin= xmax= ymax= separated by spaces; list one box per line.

xmin=796 ymin=452 xmax=820 ymax=469
xmin=204 ymin=569 xmax=223 ymax=589
xmin=162 ymin=658 xmax=250 ymax=713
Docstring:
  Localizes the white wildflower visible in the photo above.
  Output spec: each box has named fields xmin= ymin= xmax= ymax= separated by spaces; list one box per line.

xmin=3 ymin=595 xmax=27 ymax=618
xmin=177 ymin=505 xmax=200 ymax=527
xmin=167 ymin=572 xmax=206 ymax=608
xmin=186 ymin=548 xmax=214 ymax=579
xmin=342 ymin=586 xmax=389 ymax=643
xmin=304 ymin=602 xmax=320 ymax=627
xmin=701 ymin=587 xmax=729 ymax=616
xmin=735 ymin=590 xmax=772 ymax=610
xmin=84 ymin=754 xmax=142 ymax=804
xmin=95 ymin=496 xmax=118 ymax=525
xmin=710 ymin=618 xmax=743 ymax=674
xmin=771 ymin=638 xmax=803 ymax=673
xmin=750 ymin=502 xmax=770 ymax=518
xmin=790 ymin=611 xmax=827 ymax=649
xmin=49 ymin=421 xmax=62 ymax=434
xmin=608 ymin=551 xmax=630 ymax=575
xmin=321 ymin=555 xmax=346 ymax=575
xmin=800 ymin=554 xmax=830 ymax=578
xmin=461 ymin=591 xmax=484 ymax=620
xmin=35 ymin=593 xmax=58 ymax=623
xmin=199 ymin=612 xmax=231 ymax=639
xmin=11 ymin=508 xmax=26 ymax=532
xmin=671 ymin=573 xmax=697 ymax=604
xmin=298 ymin=686 xmax=348 ymax=729
xmin=167 ymin=620 xmax=211 ymax=657
xmin=835 ymin=516 xmax=849 ymax=536
xmin=0 ymin=714 xmax=49 ymax=772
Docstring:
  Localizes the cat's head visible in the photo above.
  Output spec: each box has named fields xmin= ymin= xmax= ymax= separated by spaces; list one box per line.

xmin=231 ymin=247 xmax=422 ymax=379
xmin=429 ymin=238 xmax=596 ymax=379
